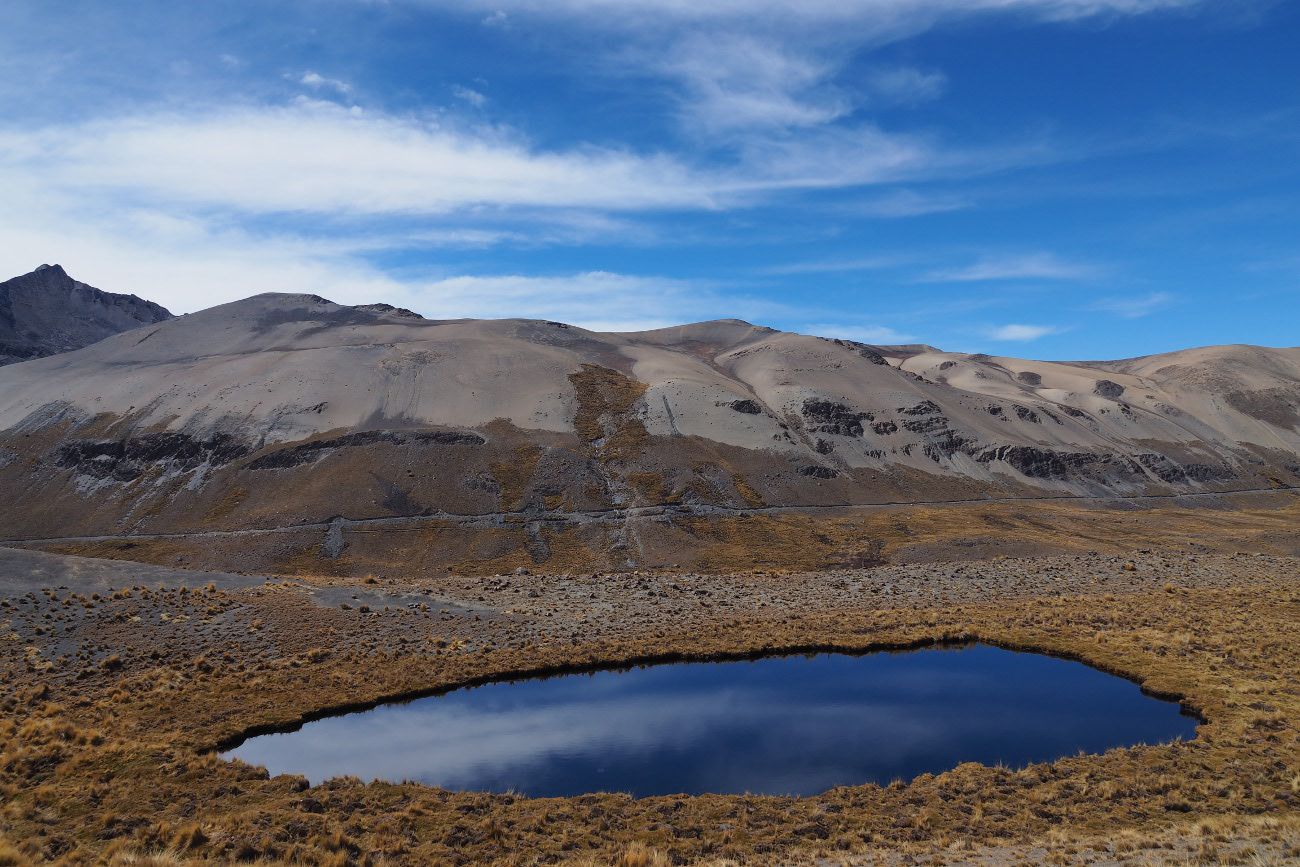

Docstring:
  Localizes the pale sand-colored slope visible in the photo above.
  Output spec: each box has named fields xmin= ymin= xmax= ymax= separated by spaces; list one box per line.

xmin=0 ymin=293 xmax=1296 ymax=488
xmin=902 ymin=346 xmax=1300 ymax=452
xmin=0 ymin=294 xmax=594 ymax=440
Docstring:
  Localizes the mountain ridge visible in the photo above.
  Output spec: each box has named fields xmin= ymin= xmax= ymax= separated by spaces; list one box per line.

xmin=0 ymin=264 xmax=173 ymax=366
xmin=0 ymin=271 xmax=1296 ymax=572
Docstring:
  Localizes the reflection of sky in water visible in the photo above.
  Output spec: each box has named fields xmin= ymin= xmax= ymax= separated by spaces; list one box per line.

xmin=226 ymin=645 xmax=1198 ymax=797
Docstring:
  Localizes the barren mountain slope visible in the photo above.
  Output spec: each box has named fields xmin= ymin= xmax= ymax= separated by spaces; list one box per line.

xmin=0 ymin=264 xmax=172 ymax=366
xmin=0 ymin=290 xmax=1296 ymax=549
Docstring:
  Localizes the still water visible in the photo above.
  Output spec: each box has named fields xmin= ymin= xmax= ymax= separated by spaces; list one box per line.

xmin=225 ymin=644 xmax=1197 ymax=797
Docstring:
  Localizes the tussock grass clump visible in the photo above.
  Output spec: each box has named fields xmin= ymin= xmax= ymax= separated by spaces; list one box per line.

xmin=108 ymin=851 xmax=189 ymax=866
xmin=615 ymin=842 xmax=670 ymax=867
xmin=0 ymin=838 xmax=30 ymax=867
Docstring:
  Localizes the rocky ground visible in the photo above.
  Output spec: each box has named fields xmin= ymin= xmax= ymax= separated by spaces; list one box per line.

xmin=1 ymin=547 xmax=1298 ymax=865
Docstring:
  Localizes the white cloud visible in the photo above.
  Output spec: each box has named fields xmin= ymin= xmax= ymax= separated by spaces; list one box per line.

xmin=865 ymin=66 xmax=948 ymax=104
xmin=757 ymin=254 xmax=914 ymax=275
xmin=0 ymin=94 xmax=996 ymax=331
xmin=0 ymin=202 xmax=768 ymax=327
xmin=0 ymin=102 xmax=714 ymax=216
xmin=420 ymin=0 xmax=1203 ymax=156
xmin=846 ymin=189 xmax=972 ymax=217
xmin=0 ymin=169 xmax=784 ymax=328
xmin=924 ymin=253 xmax=1097 ymax=282
xmin=451 ymin=85 xmax=488 ymax=107
xmin=723 ymin=123 xmax=939 ymax=190
xmin=655 ymin=34 xmax=850 ymax=135
xmin=436 ymin=0 xmax=1204 ymax=29
xmin=986 ymin=323 xmax=1060 ymax=341
xmin=414 ymin=271 xmax=721 ymax=327
xmin=1089 ymin=290 xmax=1173 ymax=318
xmin=0 ymin=98 xmax=990 ymax=225
xmin=293 ymin=71 xmax=354 ymax=96
xmin=801 ymin=322 xmax=916 ymax=343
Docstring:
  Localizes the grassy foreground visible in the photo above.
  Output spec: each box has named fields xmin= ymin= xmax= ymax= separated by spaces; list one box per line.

xmin=1 ymin=550 xmax=1297 ymax=865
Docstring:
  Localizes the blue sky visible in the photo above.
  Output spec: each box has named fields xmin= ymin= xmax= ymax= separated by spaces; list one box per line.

xmin=1 ymin=0 xmax=1297 ymax=358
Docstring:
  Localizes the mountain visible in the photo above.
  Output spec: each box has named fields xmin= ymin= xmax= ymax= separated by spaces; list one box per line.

xmin=0 ymin=264 xmax=172 ymax=366
xmin=0 ymin=290 xmax=1296 ymax=572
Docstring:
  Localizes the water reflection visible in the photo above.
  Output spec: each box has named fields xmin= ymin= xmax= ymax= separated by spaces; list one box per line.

xmin=226 ymin=644 xmax=1197 ymax=797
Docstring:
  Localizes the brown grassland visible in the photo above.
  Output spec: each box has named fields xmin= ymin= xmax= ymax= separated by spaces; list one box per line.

xmin=1 ymin=504 xmax=1298 ymax=865
xmin=15 ymin=497 xmax=1300 ymax=581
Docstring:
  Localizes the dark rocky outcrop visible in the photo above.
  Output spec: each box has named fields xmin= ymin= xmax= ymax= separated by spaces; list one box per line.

xmin=823 ymin=337 xmax=889 ymax=364
xmin=1135 ymin=452 xmax=1186 ymax=483
xmin=0 ymin=265 xmax=171 ymax=366
xmin=798 ymin=465 xmax=839 ymax=479
xmin=902 ymin=415 xmax=951 ymax=435
xmin=899 ymin=400 xmax=942 ymax=416
xmin=858 ymin=349 xmax=888 ymax=365
xmin=729 ymin=399 xmax=763 ymax=415
xmin=355 ymin=303 xmax=423 ymax=319
xmin=1017 ymin=371 xmax=1042 ymax=387
xmin=56 ymin=433 xmax=249 ymax=482
xmin=249 ymin=430 xmax=486 ymax=470
xmin=1094 ymin=379 xmax=1126 ymax=400
xmin=1135 ymin=453 xmax=1232 ymax=484
xmin=802 ymin=399 xmax=874 ymax=438
xmin=974 ymin=445 xmax=1108 ymax=480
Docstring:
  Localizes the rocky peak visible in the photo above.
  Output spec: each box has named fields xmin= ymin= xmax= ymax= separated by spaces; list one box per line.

xmin=0 ymin=265 xmax=173 ymax=366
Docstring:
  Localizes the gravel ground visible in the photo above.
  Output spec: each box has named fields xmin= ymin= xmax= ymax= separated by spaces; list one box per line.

xmin=1 ymin=547 xmax=1297 ymax=865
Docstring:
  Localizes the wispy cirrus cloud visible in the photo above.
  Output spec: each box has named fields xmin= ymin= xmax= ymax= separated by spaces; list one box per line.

xmin=436 ymin=0 xmax=1208 ymax=146
xmin=985 ymin=323 xmax=1062 ymax=341
xmin=841 ymin=188 xmax=973 ymax=217
xmin=439 ymin=0 xmax=1207 ymax=168
xmin=443 ymin=0 xmax=1206 ymax=29
xmin=865 ymin=66 xmax=948 ymax=105
xmin=1088 ymin=290 xmax=1174 ymax=318
xmin=0 ymin=93 xmax=1032 ymax=331
xmin=0 ymin=98 xmax=986 ymax=225
xmin=0 ymin=162 xmax=786 ymax=327
xmin=0 ymin=102 xmax=713 ymax=216
xmin=292 ymin=70 xmax=354 ymax=96
xmin=800 ymin=322 xmax=917 ymax=344
xmin=0 ymin=196 xmax=771 ymax=328
xmin=451 ymin=84 xmax=488 ymax=107
xmin=415 ymin=271 xmax=778 ymax=330
xmin=923 ymin=252 xmax=1099 ymax=282
xmin=655 ymin=34 xmax=850 ymax=136
xmin=756 ymin=254 xmax=916 ymax=275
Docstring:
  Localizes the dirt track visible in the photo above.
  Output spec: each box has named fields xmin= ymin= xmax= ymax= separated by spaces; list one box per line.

xmin=3 ymin=486 xmax=1296 ymax=546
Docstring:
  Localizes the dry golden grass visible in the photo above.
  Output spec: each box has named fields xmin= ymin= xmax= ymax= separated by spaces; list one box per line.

xmin=729 ymin=472 xmax=764 ymax=509
xmin=490 ymin=444 xmax=544 ymax=512
xmin=569 ymin=364 xmax=649 ymax=460
xmin=0 ymin=838 xmax=30 ymax=867
xmin=200 ymin=486 xmax=248 ymax=524
xmin=26 ymin=497 xmax=1300 ymax=581
xmin=1 ymin=549 xmax=1296 ymax=864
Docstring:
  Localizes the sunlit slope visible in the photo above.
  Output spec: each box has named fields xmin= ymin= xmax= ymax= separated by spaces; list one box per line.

xmin=0 ymin=291 xmax=1296 ymax=538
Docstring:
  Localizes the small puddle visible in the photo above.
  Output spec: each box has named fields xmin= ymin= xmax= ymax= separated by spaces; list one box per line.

xmin=223 ymin=644 xmax=1198 ymax=798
